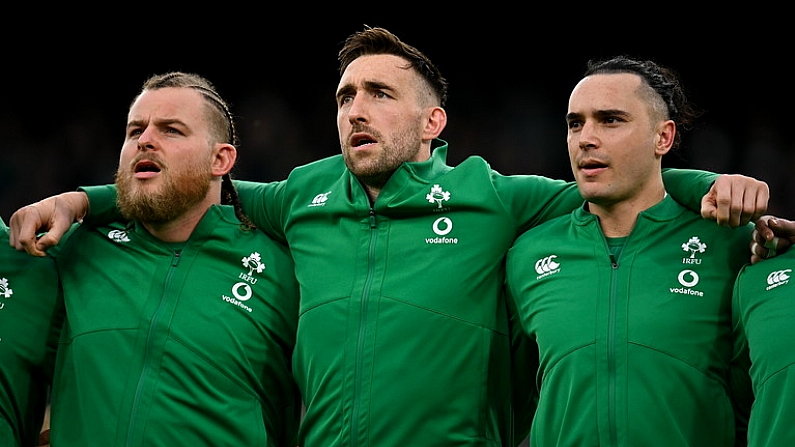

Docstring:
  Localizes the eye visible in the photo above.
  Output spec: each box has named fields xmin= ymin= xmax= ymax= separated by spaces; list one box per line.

xmin=567 ymin=120 xmax=582 ymax=130
xmin=602 ymin=114 xmax=627 ymax=125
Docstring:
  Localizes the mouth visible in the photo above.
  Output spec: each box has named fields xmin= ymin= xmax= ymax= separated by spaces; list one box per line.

xmin=133 ymin=159 xmax=162 ymax=179
xmin=350 ymin=132 xmax=378 ymax=148
xmin=578 ymin=159 xmax=608 ymax=176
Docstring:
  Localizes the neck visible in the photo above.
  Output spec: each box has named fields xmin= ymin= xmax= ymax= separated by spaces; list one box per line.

xmin=588 ymin=188 xmax=666 ymax=238
xmin=364 ymin=185 xmax=381 ymax=203
xmin=142 ymin=197 xmax=218 ymax=243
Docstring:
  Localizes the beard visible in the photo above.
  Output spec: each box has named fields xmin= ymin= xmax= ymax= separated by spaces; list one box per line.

xmin=116 ymin=154 xmax=214 ymax=224
xmin=341 ymin=124 xmax=423 ymax=190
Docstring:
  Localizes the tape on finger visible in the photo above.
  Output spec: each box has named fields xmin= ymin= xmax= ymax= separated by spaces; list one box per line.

xmin=765 ymin=237 xmax=780 ymax=259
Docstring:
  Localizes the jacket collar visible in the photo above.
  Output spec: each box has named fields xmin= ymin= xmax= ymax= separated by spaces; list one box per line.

xmin=383 ymin=138 xmax=451 ymax=186
xmin=572 ymin=193 xmax=685 ymax=226
xmin=131 ymin=204 xmax=240 ymax=247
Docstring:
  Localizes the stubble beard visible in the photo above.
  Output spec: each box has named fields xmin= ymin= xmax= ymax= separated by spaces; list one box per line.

xmin=342 ymin=125 xmax=422 ymax=191
xmin=116 ymin=157 xmax=214 ymax=224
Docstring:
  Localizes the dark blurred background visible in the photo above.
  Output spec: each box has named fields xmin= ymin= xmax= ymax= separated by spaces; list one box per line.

xmin=2 ymin=16 xmax=791 ymax=221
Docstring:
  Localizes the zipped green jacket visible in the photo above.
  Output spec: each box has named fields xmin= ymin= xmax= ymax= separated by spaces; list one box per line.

xmin=506 ymin=196 xmax=753 ymax=447
xmin=49 ymin=206 xmax=301 ymax=447
xmin=81 ymin=139 xmax=719 ymax=447
xmin=732 ymin=248 xmax=795 ymax=447
xmin=0 ymin=218 xmax=63 ymax=447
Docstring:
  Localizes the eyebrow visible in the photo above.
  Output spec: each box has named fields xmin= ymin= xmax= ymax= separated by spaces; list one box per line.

xmin=336 ymin=80 xmax=395 ymax=99
xmin=566 ymin=109 xmax=630 ymax=122
xmin=127 ymin=118 xmax=184 ymax=127
xmin=126 ymin=118 xmax=187 ymax=132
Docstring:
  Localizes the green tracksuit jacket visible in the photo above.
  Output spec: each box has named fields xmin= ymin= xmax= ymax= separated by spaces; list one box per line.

xmin=81 ymin=139 xmax=718 ymax=447
xmin=0 ymin=218 xmax=62 ymax=447
xmin=49 ymin=206 xmax=301 ymax=447
xmin=506 ymin=196 xmax=753 ymax=447
xmin=732 ymin=248 xmax=795 ymax=447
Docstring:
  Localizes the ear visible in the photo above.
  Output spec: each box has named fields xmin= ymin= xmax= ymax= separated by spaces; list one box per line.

xmin=422 ymin=106 xmax=448 ymax=141
xmin=655 ymin=120 xmax=676 ymax=156
xmin=212 ymin=143 xmax=237 ymax=176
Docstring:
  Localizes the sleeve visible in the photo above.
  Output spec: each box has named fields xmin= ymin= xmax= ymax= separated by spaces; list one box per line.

xmin=730 ymin=269 xmax=753 ymax=447
xmin=79 ymin=184 xmax=121 ymax=225
xmin=232 ymin=180 xmax=287 ymax=243
xmin=79 ymin=181 xmax=289 ymax=242
xmin=493 ymin=173 xmax=582 ymax=235
xmin=662 ymin=168 xmax=719 ymax=212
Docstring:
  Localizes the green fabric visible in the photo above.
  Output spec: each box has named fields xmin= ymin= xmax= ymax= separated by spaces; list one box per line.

xmin=732 ymin=249 xmax=795 ymax=446
xmin=506 ymin=196 xmax=753 ymax=446
xmin=50 ymin=206 xmax=301 ymax=447
xmin=0 ymin=219 xmax=63 ymax=447
xmin=79 ymin=139 xmax=722 ymax=446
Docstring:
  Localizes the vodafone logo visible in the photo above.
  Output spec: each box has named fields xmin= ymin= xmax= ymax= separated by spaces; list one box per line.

xmin=535 ymin=255 xmax=561 ymax=279
xmin=766 ymin=269 xmax=791 ymax=290
xmin=432 ymin=217 xmax=453 ymax=236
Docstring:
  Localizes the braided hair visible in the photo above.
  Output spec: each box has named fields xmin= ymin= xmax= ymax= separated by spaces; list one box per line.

xmin=138 ymin=72 xmax=256 ymax=229
xmin=584 ymin=56 xmax=702 ymax=150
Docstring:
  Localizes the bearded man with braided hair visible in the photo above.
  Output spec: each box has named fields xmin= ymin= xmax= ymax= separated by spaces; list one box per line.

xmin=45 ymin=72 xmax=301 ymax=447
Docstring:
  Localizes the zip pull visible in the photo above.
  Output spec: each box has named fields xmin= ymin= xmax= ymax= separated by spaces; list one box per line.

xmin=171 ymin=250 xmax=182 ymax=267
xmin=369 ymin=209 xmax=377 ymax=229
xmin=609 ymin=254 xmax=619 ymax=269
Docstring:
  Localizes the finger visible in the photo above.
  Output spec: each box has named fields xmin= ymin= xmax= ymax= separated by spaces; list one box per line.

xmin=729 ymin=180 xmax=745 ymax=228
xmin=700 ymin=195 xmax=717 ymax=221
xmin=769 ymin=217 xmax=795 ymax=238
xmin=765 ymin=241 xmax=777 ymax=259
xmin=764 ymin=236 xmax=780 ymax=251
xmin=751 ymin=184 xmax=771 ymax=223
xmin=10 ymin=207 xmax=47 ymax=255
xmin=714 ymin=182 xmax=732 ymax=226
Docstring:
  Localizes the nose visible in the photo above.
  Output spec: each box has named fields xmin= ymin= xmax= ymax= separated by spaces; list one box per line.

xmin=136 ymin=128 xmax=156 ymax=151
xmin=345 ymin=95 xmax=369 ymax=124
xmin=578 ymin=121 xmax=598 ymax=150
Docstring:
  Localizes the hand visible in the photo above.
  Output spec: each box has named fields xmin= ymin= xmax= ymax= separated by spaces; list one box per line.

xmin=8 ymin=191 xmax=89 ymax=256
xmin=38 ymin=428 xmax=50 ymax=446
xmin=750 ymin=215 xmax=795 ymax=264
xmin=701 ymin=174 xmax=769 ymax=227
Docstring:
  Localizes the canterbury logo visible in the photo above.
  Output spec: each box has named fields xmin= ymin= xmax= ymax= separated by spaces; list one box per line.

xmin=766 ymin=269 xmax=791 ymax=290
xmin=309 ymin=192 xmax=332 ymax=207
xmin=535 ymin=255 xmax=560 ymax=279
xmin=107 ymin=229 xmax=131 ymax=243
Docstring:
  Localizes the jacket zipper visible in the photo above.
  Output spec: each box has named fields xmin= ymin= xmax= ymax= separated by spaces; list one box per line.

xmin=350 ymin=209 xmax=378 ymax=447
xmin=125 ymin=250 xmax=181 ymax=446
xmin=608 ymin=252 xmax=619 ymax=447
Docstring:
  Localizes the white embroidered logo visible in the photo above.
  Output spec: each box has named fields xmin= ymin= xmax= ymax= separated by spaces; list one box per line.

xmin=108 ymin=229 xmax=131 ymax=243
xmin=425 ymin=217 xmax=458 ymax=244
xmin=0 ymin=278 xmax=12 ymax=310
xmin=670 ymin=269 xmax=703 ymax=297
xmin=426 ymin=184 xmax=450 ymax=209
xmin=222 ymin=252 xmax=267 ymax=312
xmin=309 ymin=192 xmax=332 ymax=207
xmin=241 ymin=252 xmax=266 ymax=277
xmin=681 ymin=236 xmax=707 ymax=265
xmin=0 ymin=278 xmax=12 ymax=298
xmin=535 ymin=255 xmax=560 ymax=279
xmin=766 ymin=269 xmax=791 ymax=290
